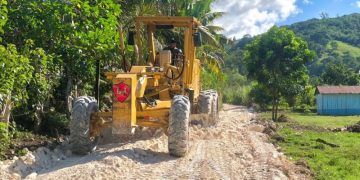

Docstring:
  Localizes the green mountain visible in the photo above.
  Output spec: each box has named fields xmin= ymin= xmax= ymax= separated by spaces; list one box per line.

xmin=309 ymin=40 xmax=360 ymax=76
xmin=228 ymin=13 xmax=360 ymax=77
xmin=287 ymin=13 xmax=360 ymax=76
xmin=288 ymin=13 xmax=360 ymax=50
xmin=328 ymin=40 xmax=360 ymax=57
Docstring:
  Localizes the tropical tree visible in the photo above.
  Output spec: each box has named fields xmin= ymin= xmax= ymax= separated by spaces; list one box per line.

xmin=0 ymin=1 xmax=33 ymax=125
xmin=1 ymin=0 xmax=122 ymax=130
xmin=244 ymin=26 xmax=314 ymax=121
xmin=0 ymin=0 xmax=7 ymax=36
xmin=181 ymin=0 xmax=227 ymax=89
xmin=1 ymin=0 xmax=228 ymax=133
xmin=121 ymin=0 xmax=227 ymax=90
xmin=321 ymin=63 xmax=360 ymax=85
xmin=0 ymin=45 xmax=32 ymax=123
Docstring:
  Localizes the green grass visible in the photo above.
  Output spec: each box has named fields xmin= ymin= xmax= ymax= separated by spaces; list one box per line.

xmin=262 ymin=112 xmax=360 ymax=128
xmin=326 ymin=40 xmax=360 ymax=57
xmin=263 ymin=112 xmax=360 ymax=179
xmin=278 ymin=128 xmax=360 ymax=180
xmin=288 ymin=113 xmax=360 ymax=129
xmin=0 ymin=125 xmax=52 ymax=160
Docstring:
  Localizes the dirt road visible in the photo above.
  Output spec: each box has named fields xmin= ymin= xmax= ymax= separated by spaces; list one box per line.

xmin=0 ymin=104 xmax=311 ymax=179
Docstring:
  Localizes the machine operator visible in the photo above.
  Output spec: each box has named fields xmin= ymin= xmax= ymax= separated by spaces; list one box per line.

xmin=163 ymin=38 xmax=182 ymax=65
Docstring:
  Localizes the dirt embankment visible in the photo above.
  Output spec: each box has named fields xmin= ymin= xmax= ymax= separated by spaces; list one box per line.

xmin=0 ymin=104 xmax=311 ymax=180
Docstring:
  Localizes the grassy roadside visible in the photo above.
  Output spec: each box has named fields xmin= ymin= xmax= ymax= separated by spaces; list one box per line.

xmin=0 ymin=122 xmax=56 ymax=160
xmin=261 ymin=112 xmax=360 ymax=180
xmin=262 ymin=112 xmax=360 ymax=128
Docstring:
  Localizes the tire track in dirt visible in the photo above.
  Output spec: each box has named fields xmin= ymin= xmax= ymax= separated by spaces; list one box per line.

xmin=0 ymin=104 xmax=311 ymax=180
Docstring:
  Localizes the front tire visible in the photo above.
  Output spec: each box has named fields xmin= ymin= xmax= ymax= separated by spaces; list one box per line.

xmin=168 ymin=95 xmax=190 ymax=157
xmin=70 ymin=96 xmax=99 ymax=155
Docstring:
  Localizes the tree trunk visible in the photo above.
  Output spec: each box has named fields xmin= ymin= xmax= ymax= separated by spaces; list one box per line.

xmin=0 ymin=95 xmax=11 ymax=140
xmin=95 ymin=58 xmax=100 ymax=106
xmin=65 ymin=78 xmax=73 ymax=119
xmin=134 ymin=45 xmax=139 ymax=65
xmin=275 ymin=99 xmax=279 ymax=122
xmin=271 ymin=98 xmax=275 ymax=121
xmin=74 ymin=83 xmax=78 ymax=98
xmin=0 ymin=95 xmax=11 ymax=124
xmin=33 ymin=103 xmax=44 ymax=133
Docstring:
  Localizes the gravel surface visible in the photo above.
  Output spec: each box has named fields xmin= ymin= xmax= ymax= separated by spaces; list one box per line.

xmin=0 ymin=104 xmax=311 ymax=180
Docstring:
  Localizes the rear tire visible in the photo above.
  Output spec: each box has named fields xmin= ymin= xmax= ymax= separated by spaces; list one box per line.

xmin=168 ymin=95 xmax=190 ymax=157
xmin=70 ymin=96 xmax=99 ymax=155
xmin=198 ymin=90 xmax=219 ymax=125
xmin=198 ymin=90 xmax=213 ymax=114
xmin=210 ymin=90 xmax=219 ymax=121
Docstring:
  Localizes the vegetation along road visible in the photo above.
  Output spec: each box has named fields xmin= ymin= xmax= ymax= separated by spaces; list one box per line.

xmin=0 ymin=105 xmax=311 ymax=179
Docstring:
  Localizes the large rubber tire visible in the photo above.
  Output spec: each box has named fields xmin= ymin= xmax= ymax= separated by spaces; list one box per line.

xmin=168 ymin=95 xmax=190 ymax=157
xmin=70 ymin=96 xmax=99 ymax=155
xmin=198 ymin=90 xmax=219 ymax=125
xmin=210 ymin=90 xmax=219 ymax=121
xmin=198 ymin=90 xmax=213 ymax=114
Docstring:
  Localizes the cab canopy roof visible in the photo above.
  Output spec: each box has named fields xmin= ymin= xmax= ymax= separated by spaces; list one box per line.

xmin=135 ymin=16 xmax=201 ymax=27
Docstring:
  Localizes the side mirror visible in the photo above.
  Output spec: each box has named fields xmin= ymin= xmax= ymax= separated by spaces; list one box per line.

xmin=193 ymin=32 xmax=202 ymax=47
xmin=127 ymin=31 xmax=135 ymax=45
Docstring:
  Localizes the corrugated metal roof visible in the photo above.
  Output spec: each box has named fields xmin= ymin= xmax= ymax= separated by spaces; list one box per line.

xmin=316 ymin=86 xmax=360 ymax=94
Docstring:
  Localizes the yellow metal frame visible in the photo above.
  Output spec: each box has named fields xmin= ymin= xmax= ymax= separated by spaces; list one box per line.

xmin=134 ymin=16 xmax=200 ymax=88
xmin=92 ymin=16 xmax=202 ymax=136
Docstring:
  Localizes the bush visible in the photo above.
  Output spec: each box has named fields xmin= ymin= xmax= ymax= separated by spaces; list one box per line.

xmin=223 ymin=86 xmax=251 ymax=105
xmin=300 ymin=104 xmax=312 ymax=114
xmin=249 ymin=84 xmax=272 ymax=109
xmin=0 ymin=122 xmax=9 ymax=160
xmin=222 ymin=71 xmax=253 ymax=105
xmin=39 ymin=111 xmax=69 ymax=137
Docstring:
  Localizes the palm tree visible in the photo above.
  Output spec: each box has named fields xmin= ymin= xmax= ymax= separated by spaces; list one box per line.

xmin=119 ymin=0 xmax=228 ymax=70
xmin=186 ymin=0 xmax=227 ymax=72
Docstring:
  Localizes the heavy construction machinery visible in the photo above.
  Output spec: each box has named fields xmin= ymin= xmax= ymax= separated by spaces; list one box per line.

xmin=70 ymin=16 xmax=219 ymax=157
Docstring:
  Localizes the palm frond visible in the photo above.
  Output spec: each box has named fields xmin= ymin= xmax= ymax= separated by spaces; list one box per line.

xmin=205 ymin=52 xmax=224 ymax=67
xmin=198 ymin=25 xmax=220 ymax=47
xmin=137 ymin=3 xmax=160 ymax=16
xmin=202 ymin=52 xmax=224 ymax=74
xmin=205 ymin=25 xmax=224 ymax=33
xmin=197 ymin=47 xmax=226 ymax=75
xmin=201 ymin=12 xmax=225 ymax=25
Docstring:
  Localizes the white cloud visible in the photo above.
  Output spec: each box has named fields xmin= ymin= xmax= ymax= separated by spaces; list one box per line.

xmin=303 ymin=0 xmax=313 ymax=4
xmin=356 ymin=1 xmax=360 ymax=7
xmin=211 ymin=0 xmax=299 ymax=38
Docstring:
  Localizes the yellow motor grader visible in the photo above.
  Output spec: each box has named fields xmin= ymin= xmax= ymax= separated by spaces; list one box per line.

xmin=70 ymin=16 xmax=219 ymax=157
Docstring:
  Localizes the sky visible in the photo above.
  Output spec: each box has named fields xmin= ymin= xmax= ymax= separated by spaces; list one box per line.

xmin=211 ymin=0 xmax=360 ymax=39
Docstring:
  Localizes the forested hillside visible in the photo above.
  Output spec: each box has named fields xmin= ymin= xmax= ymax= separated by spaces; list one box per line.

xmin=289 ymin=13 xmax=360 ymax=49
xmin=227 ymin=13 xmax=360 ymax=79
xmin=288 ymin=13 xmax=360 ymax=77
xmin=222 ymin=13 xmax=360 ymax=107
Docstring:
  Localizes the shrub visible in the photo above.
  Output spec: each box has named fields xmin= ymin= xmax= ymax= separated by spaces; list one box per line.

xmin=0 ymin=122 xmax=9 ymax=160
xmin=222 ymin=72 xmax=253 ymax=105
xmin=249 ymin=84 xmax=272 ymax=109
xmin=300 ymin=104 xmax=312 ymax=114
xmin=40 ymin=111 xmax=69 ymax=137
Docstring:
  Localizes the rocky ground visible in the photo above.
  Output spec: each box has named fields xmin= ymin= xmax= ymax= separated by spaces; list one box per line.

xmin=0 ymin=104 xmax=312 ymax=180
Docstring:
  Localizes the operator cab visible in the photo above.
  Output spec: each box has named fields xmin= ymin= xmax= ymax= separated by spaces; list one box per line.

xmin=126 ymin=17 xmax=202 ymax=81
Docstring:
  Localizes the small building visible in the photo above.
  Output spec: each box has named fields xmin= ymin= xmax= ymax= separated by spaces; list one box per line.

xmin=316 ymin=86 xmax=360 ymax=115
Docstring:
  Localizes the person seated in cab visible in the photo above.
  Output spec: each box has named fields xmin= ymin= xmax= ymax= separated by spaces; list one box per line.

xmin=163 ymin=38 xmax=182 ymax=65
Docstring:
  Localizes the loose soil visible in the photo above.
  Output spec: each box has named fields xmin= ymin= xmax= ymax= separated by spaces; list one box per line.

xmin=4 ymin=134 xmax=57 ymax=160
xmin=0 ymin=104 xmax=312 ymax=179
